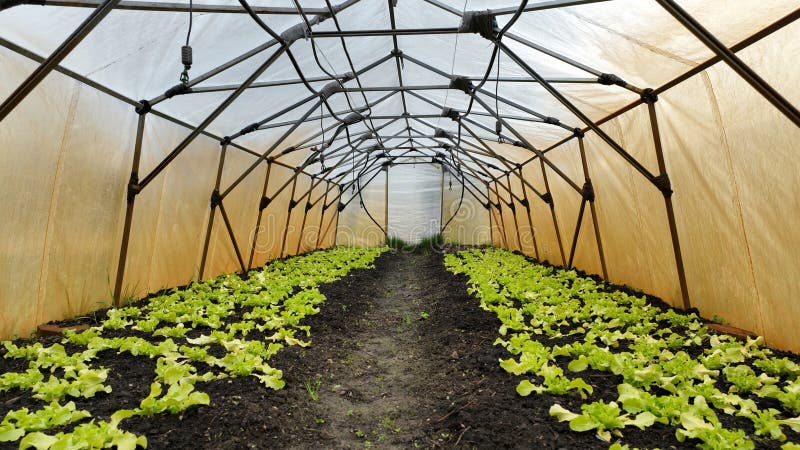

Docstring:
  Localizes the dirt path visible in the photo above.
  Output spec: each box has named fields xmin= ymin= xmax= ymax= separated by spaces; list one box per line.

xmin=275 ymin=251 xmax=455 ymax=448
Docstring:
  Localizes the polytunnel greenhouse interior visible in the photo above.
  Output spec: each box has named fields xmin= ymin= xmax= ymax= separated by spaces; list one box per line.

xmin=1 ymin=0 xmax=799 ymax=448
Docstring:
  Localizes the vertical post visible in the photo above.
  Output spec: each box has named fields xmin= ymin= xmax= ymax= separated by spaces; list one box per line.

xmin=198 ymin=140 xmax=229 ymax=280
xmin=506 ymin=174 xmax=523 ymax=252
xmin=333 ymin=197 xmax=341 ymax=247
xmin=517 ymin=165 xmax=540 ymax=259
xmin=218 ymin=202 xmax=247 ymax=272
xmin=645 ymin=92 xmax=691 ymax=309
xmin=314 ymin=184 xmax=331 ymax=250
xmin=577 ymin=136 xmax=608 ymax=278
xmin=113 ymin=108 xmax=147 ymax=307
xmin=488 ymin=201 xmax=494 ymax=246
xmin=493 ymin=182 xmax=510 ymax=248
xmin=439 ymin=167 xmax=445 ymax=234
xmin=280 ymin=175 xmax=299 ymax=257
xmin=295 ymin=185 xmax=313 ymax=256
xmin=385 ymin=167 xmax=390 ymax=240
xmin=539 ymin=159 xmax=567 ymax=265
xmin=248 ymin=160 xmax=272 ymax=270
xmin=567 ymin=199 xmax=587 ymax=268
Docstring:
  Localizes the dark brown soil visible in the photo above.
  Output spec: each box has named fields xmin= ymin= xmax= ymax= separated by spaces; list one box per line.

xmin=1 ymin=250 xmax=797 ymax=449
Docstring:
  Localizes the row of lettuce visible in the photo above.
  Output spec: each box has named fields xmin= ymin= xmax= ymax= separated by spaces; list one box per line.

xmin=444 ymin=248 xmax=800 ymax=450
xmin=0 ymin=246 xmax=387 ymax=449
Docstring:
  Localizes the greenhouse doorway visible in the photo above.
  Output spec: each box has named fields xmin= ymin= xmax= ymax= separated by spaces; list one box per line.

xmin=387 ymin=164 xmax=442 ymax=244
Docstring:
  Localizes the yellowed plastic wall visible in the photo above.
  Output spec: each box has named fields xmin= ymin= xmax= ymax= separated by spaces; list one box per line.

xmin=336 ymin=169 xmax=387 ymax=247
xmin=0 ymin=49 xmax=326 ymax=339
xmin=0 ymin=48 xmax=131 ymax=338
xmin=491 ymin=23 xmax=800 ymax=352
xmin=441 ymin=175 xmax=490 ymax=246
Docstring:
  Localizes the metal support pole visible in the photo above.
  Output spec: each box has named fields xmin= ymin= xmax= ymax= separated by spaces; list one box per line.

xmin=577 ymin=136 xmax=608 ymax=278
xmin=385 ymin=168 xmax=390 ymax=240
xmin=507 ymin=173 xmax=524 ymax=252
xmin=280 ymin=176 xmax=299 ymax=257
xmin=567 ymin=198 xmax=587 ymax=268
xmin=218 ymin=202 xmax=247 ymax=272
xmin=221 ymin=99 xmax=322 ymax=199
xmin=439 ymin=168 xmax=445 ymax=234
xmin=247 ymin=160 xmax=273 ymax=269
xmin=0 ymin=0 xmax=122 ymax=121
xmin=517 ymin=165 xmax=540 ymax=259
xmin=314 ymin=184 xmax=331 ymax=249
xmin=498 ymin=42 xmax=659 ymax=187
xmin=646 ymin=99 xmax=691 ymax=310
xmin=539 ymin=157 xmax=567 ymax=265
xmin=295 ymin=194 xmax=311 ymax=255
xmin=198 ymin=142 xmax=229 ymax=279
xmin=139 ymin=46 xmax=288 ymax=190
xmin=112 ymin=111 xmax=146 ymax=307
xmin=655 ymin=0 xmax=800 ymax=127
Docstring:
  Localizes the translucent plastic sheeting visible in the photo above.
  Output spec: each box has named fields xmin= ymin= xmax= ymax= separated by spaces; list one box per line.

xmin=441 ymin=172 xmax=490 ymax=246
xmin=490 ymin=19 xmax=800 ymax=352
xmin=386 ymin=164 xmax=442 ymax=244
xmin=337 ymin=168 xmax=387 ymax=247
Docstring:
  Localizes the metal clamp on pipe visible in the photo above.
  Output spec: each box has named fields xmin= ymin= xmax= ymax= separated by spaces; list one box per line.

xmin=127 ymin=175 xmax=142 ymax=202
xmin=259 ymin=196 xmax=271 ymax=211
xmin=582 ymin=180 xmax=595 ymax=202
xmin=210 ymin=190 xmax=222 ymax=208
xmin=441 ymin=107 xmax=460 ymax=122
xmin=135 ymin=100 xmax=151 ymax=115
xmin=653 ymin=174 xmax=673 ymax=197
xmin=598 ymin=73 xmax=627 ymax=87
xmin=434 ymin=128 xmax=453 ymax=139
xmin=164 ymin=83 xmax=192 ymax=99
xmin=449 ymin=76 xmax=474 ymax=95
xmin=280 ymin=23 xmax=310 ymax=45
xmin=641 ymin=88 xmax=659 ymax=104
xmin=239 ymin=123 xmax=259 ymax=135
xmin=319 ymin=80 xmax=344 ymax=100
xmin=459 ymin=10 xmax=499 ymax=41
xmin=342 ymin=111 xmax=364 ymax=125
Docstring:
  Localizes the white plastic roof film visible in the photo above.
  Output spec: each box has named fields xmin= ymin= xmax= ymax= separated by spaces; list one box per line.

xmin=1 ymin=0 xmax=799 ymax=351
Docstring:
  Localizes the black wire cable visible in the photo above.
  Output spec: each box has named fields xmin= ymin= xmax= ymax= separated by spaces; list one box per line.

xmin=441 ymin=170 xmax=466 ymax=233
xmin=459 ymin=0 xmax=528 ymax=119
xmin=185 ymin=0 xmax=193 ymax=46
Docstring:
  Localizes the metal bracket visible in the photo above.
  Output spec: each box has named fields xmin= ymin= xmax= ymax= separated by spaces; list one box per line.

xmin=135 ymin=100 xmax=151 ymax=115
xmin=210 ymin=190 xmax=222 ymax=208
xmin=653 ymin=173 xmax=673 ymax=197
xmin=126 ymin=174 xmax=142 ymax=202
xmin=597 ymin=73 xmax=627 ymax=87
xmin=641 ymin=88 xmax=659 ymax=104
xmin=449 ymin=76 xmax=474 ymax=94
xmin=164 ymin=83 xmax=192 ymax=99
xmin=459 ymin=10 xmax=499 ymax=41
xmin=582 ymin=180 xmax=595 ymax=202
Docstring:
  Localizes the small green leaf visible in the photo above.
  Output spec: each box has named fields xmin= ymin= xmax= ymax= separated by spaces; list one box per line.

xmin=549 ymin=404 xmax=579 ymax=422
xmin=569 ymin=415 xmax=600 ymax=432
